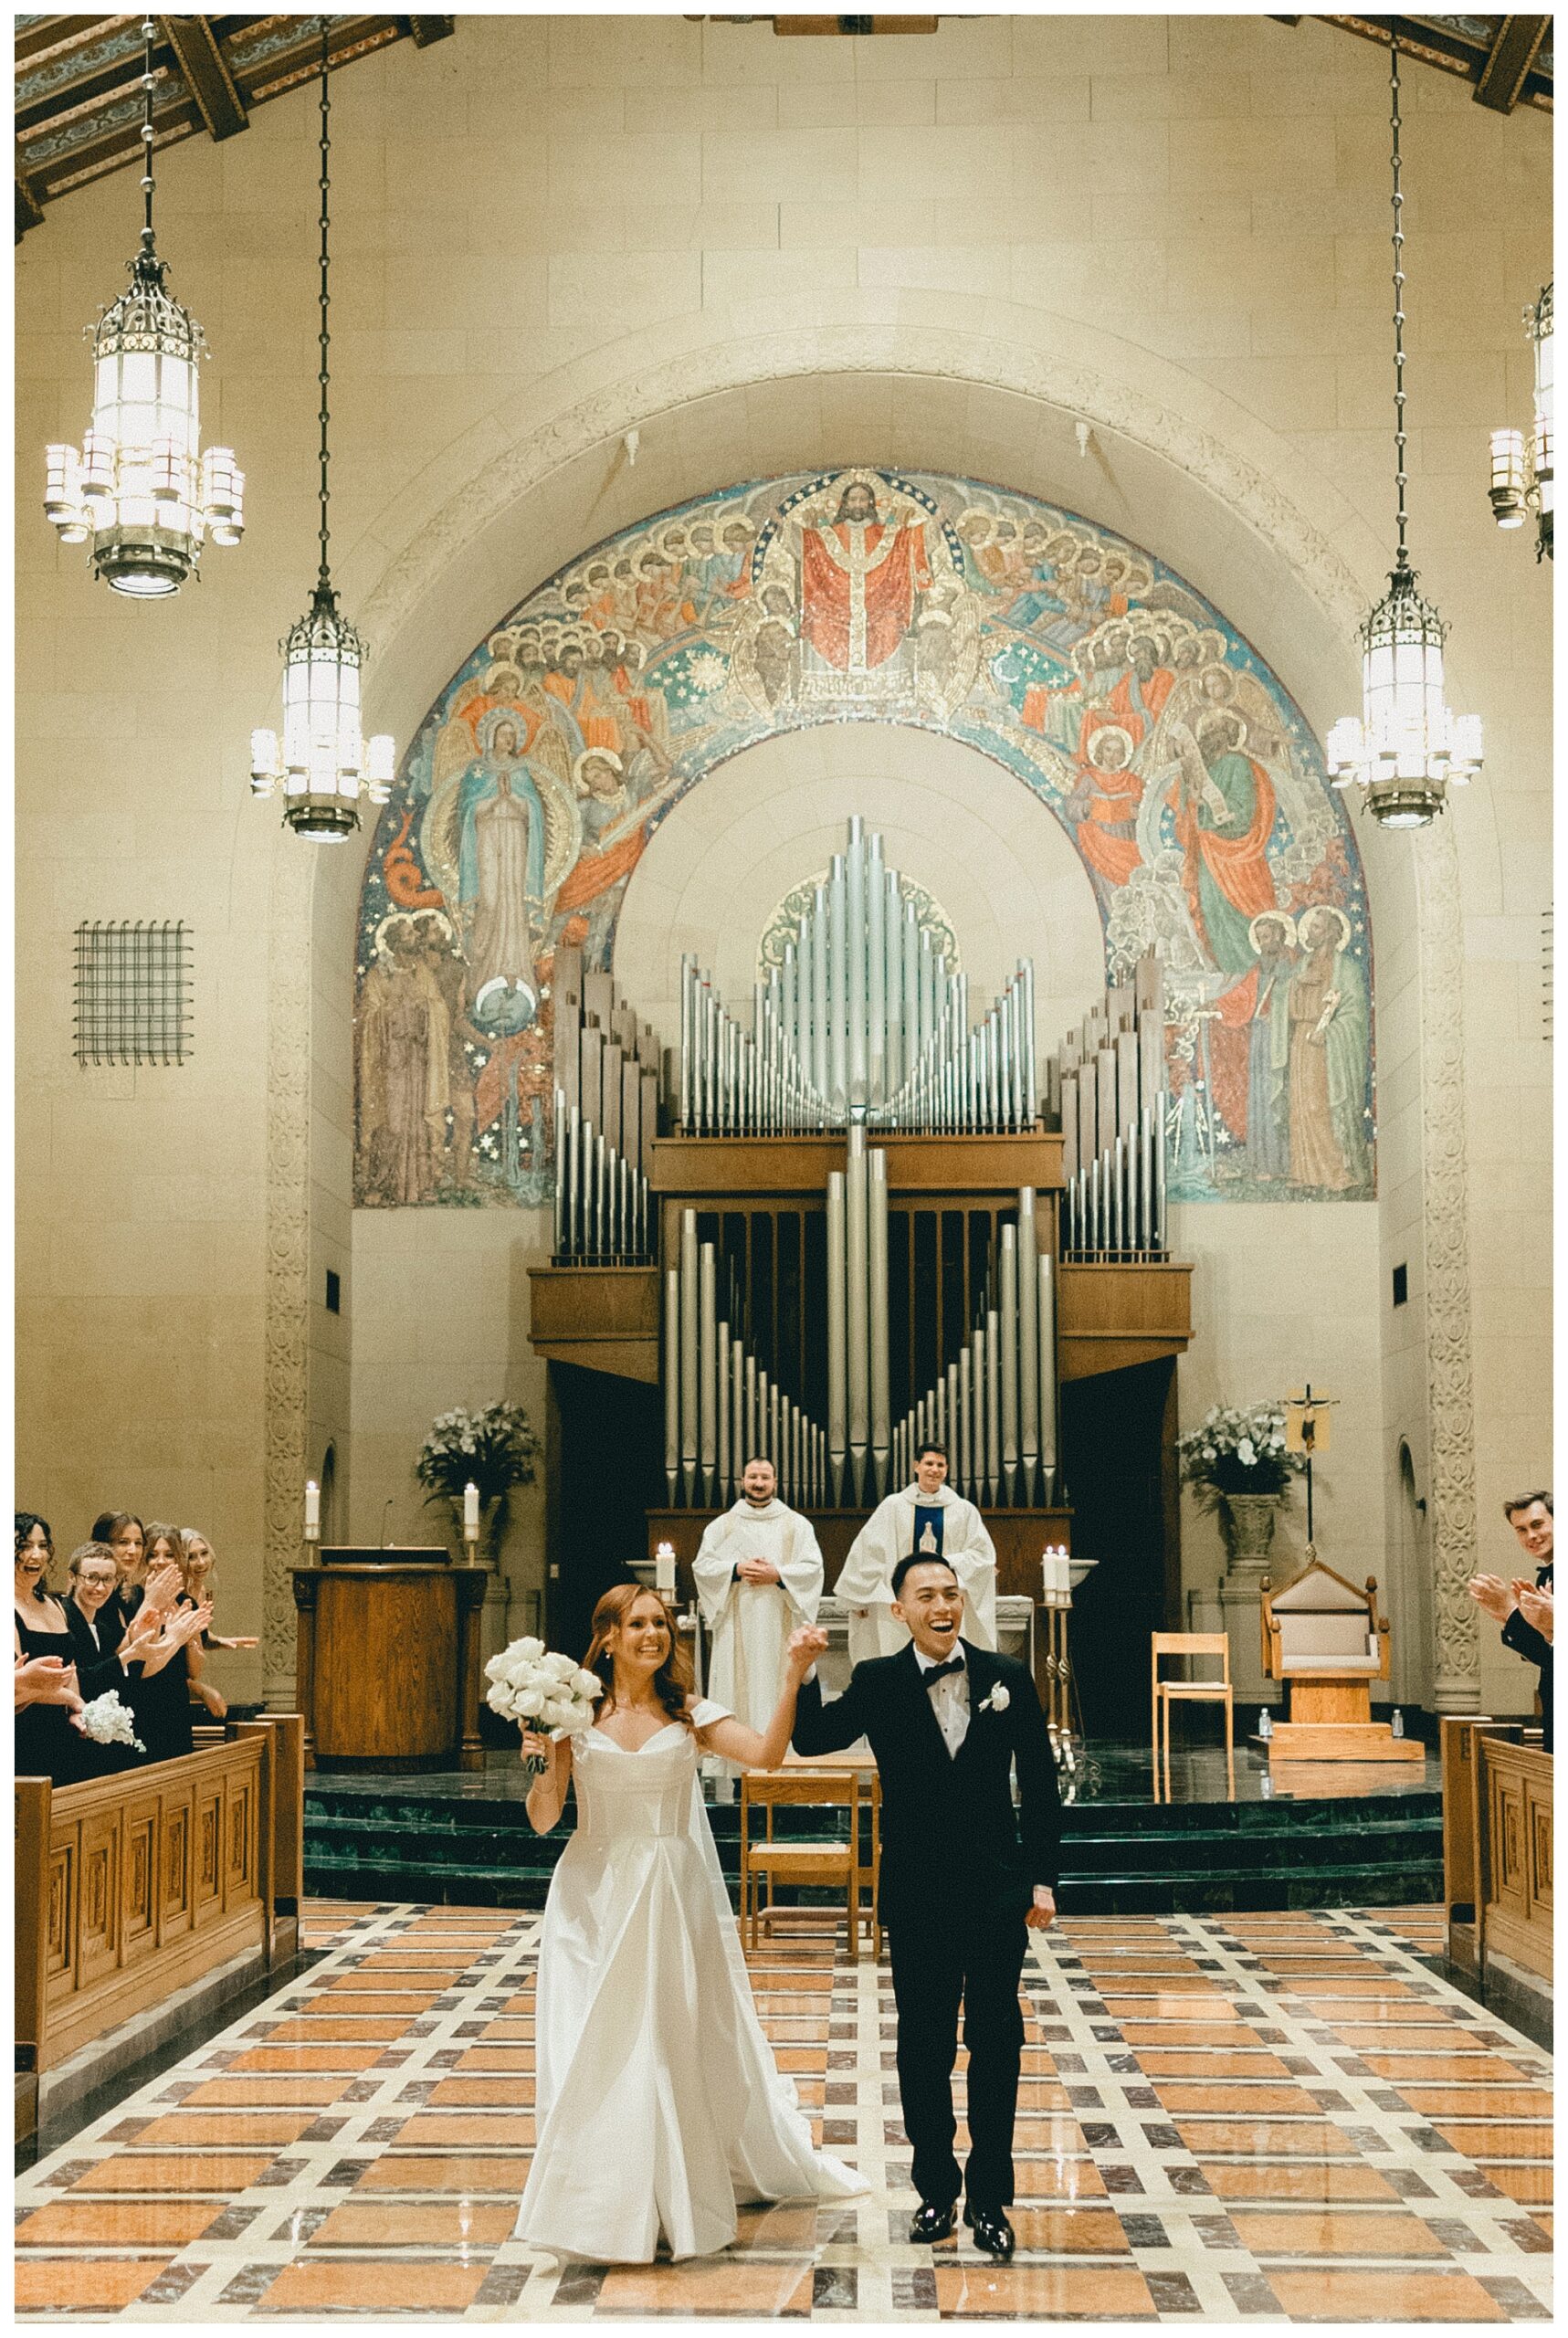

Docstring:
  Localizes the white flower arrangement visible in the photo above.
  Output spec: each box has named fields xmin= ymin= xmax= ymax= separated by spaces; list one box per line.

xmin=979 ymin=1683 xmax=1010 ymax=1715
xmin=76 ymin=1691 xmax=144 ymax=1752
xmin=1174 ymin=1403 xmax=1304 ymax=1511
xmin=484 ymin=1637 xmax=602 ymax=1764
xmin=416 ymin=1402 xmax=537 ymax=1505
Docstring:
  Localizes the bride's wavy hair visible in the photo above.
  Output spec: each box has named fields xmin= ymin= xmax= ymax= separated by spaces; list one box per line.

xmin=584 ymin=1583 xmax=695 ymax=1728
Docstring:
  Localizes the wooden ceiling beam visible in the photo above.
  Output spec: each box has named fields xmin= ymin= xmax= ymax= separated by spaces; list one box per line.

xmin=159 ymin=15 xmax=247 ymax=140
xmin=16 ymin=168 xmax=46 ymax=243
xmin=1474 ymin=15 xmax=1551 ymax=113
xmin=405 ymin=16 xmax=456 ymax=46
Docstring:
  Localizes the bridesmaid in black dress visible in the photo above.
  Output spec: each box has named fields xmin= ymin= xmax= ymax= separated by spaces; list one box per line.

xmin=132 ymin=1522 xmax=209 ymax=1763
xmin=14 ymin=1513 xmax=91 ymax=1785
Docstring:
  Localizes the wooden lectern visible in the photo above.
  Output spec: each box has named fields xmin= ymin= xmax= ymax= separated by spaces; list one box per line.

xmin=292 ymin=1550 xmax=488 ymax=1774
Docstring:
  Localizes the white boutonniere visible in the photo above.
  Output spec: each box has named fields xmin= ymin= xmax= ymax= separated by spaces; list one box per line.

xmin=978 ymin=1682 xmax=1010 ymax=1715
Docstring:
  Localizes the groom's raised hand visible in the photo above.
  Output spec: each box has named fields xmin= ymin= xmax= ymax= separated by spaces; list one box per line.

xmin=1025 ymin=1887 xmax=1057 ymax=1932
xmin=788 ymin=1625 xmax=829 ymax=1675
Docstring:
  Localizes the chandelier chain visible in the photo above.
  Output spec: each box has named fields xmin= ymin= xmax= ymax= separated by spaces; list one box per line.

xmin=317 ymin=13 xmax=333 ymax=594
xmin=139 ymin=16 xmax=156 ymax=251
xmin=1389 ymin=37 xmax=1408 ymax=567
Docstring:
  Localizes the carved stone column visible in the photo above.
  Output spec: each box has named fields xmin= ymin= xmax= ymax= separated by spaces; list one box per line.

xmin=1415 ymin=820 xmax=1480 ymax=1712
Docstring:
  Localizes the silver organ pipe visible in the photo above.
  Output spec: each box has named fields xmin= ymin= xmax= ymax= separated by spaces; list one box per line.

xmin=1017 ymin=1186 xmax=1040 ymax=1504
xmin=699 ymin=1240 xmax=718 ymax=1505
xmin=984 ymin=1307 xmax=1001 ymax=1503
xmin=1037 ymin=1248 xmax=1058 ymax=1505
xmin=826 ymin=1169 xmax=847 ymax=1502
xmin=846 ymin=1125 xmax=869 ymax=1502
xmin=868 ymin=1144 xmax=891 ymax=1499
xmin=663 ymin=1268 xmax=680 ymax=1503
xmin=999 ymin=1223 xmax=1019 ymax=1502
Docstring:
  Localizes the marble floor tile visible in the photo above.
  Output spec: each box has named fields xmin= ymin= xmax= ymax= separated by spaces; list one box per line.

xmin=12 ymin=1901 xmax=1552 ymax=2324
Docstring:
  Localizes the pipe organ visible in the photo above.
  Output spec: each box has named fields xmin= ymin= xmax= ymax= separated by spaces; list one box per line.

xmin=530 ymin=814 xmax=1199 ymax=1719
xmin=679 ymin=816 xmax=1037 ymax=1134
xmin=660 ymin=1135 xmax=1059 ymax=1516
xmin=552 ymin=948 xmax=658 ymax=1263
xmin=1051 ymin=955 xmax=1169 ymax=1262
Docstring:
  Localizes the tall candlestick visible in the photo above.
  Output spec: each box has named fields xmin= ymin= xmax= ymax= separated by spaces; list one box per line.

xmin=304 ymin=1480 xmax=320 ymax=1534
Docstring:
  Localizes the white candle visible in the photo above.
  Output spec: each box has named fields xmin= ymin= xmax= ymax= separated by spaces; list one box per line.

xmin=1041 ymin=1548 xmax=1055 ymax=1606
xmin=464 ymin=1480 xmax=480 ymax=1533
xmin=304 ymin=1480 xmax=320 ymax=1532
xmin=655 ymin=1541 xmax=678 ymax=1597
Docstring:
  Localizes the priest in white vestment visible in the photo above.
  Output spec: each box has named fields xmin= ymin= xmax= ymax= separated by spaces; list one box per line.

xmin=694 ymin=1458 xmax=825 ymax=1796
xmin=837 ymin=1442 xmax=998 ymax=1669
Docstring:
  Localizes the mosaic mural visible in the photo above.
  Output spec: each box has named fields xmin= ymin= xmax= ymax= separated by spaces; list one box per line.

xmin=354 ymin=469 xmax=1374 ymax=1208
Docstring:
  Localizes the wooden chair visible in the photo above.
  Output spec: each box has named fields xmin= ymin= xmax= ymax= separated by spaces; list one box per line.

xmin=739 ymin=1769 xmax=872 ymax=1957
xmin=1151 ymin=1631 xmax=1235 ymax=1799
xmin=1260 ymin=1558 xmax=1421 ymax=1763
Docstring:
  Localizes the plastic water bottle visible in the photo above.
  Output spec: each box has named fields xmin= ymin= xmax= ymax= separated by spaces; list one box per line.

xmin=1258 ymin=1705 xmax=1273 ymax=1742
xmin=1390 ymin=1708 xmax=1405 ymax=1740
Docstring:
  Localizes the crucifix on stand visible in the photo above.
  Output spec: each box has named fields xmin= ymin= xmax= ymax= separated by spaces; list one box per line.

xmin=1284 ymin=1385 xmax=1338 ymax=1561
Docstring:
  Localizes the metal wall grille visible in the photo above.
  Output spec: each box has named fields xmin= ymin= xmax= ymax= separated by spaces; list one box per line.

xmin=73 ymin=922 xmax=192 ymax=1067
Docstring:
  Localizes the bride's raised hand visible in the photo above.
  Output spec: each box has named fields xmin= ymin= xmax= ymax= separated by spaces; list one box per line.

xmin=519 ymin=1728 xmax=556 ymax=1764
xmin=787 ymin=1625 xmax=828 ymax=1675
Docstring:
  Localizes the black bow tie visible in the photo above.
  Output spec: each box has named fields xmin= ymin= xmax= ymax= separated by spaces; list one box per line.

xmin=922 ymin=1655 xmax=963 ymax=1685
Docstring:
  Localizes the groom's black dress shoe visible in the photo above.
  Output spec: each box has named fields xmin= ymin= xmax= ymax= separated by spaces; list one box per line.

xmin=964 ymin=2205 xmax=1016 ymax=2262
xmin=910 ymin=2199 xmax=958 ymax=2243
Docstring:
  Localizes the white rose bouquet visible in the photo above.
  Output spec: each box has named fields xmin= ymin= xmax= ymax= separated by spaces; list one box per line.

xmin=75 ymin=1690 xmax=145 ymax=1753
xmin=484 ymin=1636 xmax=602 ymax=1769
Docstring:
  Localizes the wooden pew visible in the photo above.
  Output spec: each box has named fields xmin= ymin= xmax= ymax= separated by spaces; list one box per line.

xmin=15 ymin=1721 xmax=304 ymax=2103
xmin=1441 ymin=1717 xmax=1552 ymax=2001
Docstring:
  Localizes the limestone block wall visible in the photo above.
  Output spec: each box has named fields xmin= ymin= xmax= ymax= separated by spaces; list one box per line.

xmin=15 ymin=14 xmax=1550 ymax=1717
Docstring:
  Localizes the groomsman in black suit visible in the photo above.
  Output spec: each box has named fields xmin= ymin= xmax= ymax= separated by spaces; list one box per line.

xmin=792 ymin=1553 xmax=1061 ymax=2261
xmin=1469 ymin=1490 xmax=1554 ymax=1754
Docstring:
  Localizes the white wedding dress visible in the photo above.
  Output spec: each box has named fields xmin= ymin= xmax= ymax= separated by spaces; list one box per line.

xmin=514 ymin=1701 xmax=866 ymax=2262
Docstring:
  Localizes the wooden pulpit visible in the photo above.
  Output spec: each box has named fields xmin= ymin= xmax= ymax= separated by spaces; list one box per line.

xmin=293 ymin=1550 xmax=489 ymax=1774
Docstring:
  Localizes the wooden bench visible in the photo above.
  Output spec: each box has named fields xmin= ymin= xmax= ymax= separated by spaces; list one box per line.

xmin=15 ymin=1716 xmax=304 ymax=2115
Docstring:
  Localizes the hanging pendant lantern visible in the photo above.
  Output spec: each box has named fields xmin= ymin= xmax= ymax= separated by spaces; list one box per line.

xmin=250 ymin=16 xmax=392 ymax=840
xmin=1488 ymin=281 xmax=1553 ymax=560
xmin=1329 ymin=39 xmax=1481 ymax=830
xmin=43 ymin=18 xmax=243 ymax=595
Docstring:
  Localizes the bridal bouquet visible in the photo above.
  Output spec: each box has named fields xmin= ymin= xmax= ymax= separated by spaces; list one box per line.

xmin=485 ymin=1638 xmax=601 ymax=1764
xmin=76 ymin=1690 xmax=145 ymax=1753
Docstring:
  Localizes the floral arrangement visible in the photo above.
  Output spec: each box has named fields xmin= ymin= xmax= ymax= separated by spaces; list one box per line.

xmin=416 ymin=1402 xmax=538 ymax=1506
xmin=76 ymin=1690 xmax=144 ymax=1752
xmin=484 ymin=1637 xmax=602 ymax=1764
xmin=1175 ymin=1404 xmax=1304 ymax=1510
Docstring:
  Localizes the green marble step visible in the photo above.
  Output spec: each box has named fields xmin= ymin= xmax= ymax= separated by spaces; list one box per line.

xmin=303 ymin=1786 xmax=1441 ymax=1916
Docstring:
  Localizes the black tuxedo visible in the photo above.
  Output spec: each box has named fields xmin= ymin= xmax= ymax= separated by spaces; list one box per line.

xmin=1500 ymin=1562 xmax=1553 ymax=1753
xmin=793 ymin=1639 xmax=1061 ymax=2209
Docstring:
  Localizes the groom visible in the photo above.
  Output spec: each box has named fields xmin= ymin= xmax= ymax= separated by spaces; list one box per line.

xmin=792 ymin=1555 xmax=1060 ymax=2262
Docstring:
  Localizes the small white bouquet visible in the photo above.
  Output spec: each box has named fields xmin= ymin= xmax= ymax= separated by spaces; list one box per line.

xmin=484 ymin=1637 xmax=601 ymax=1768
xmin=76 ymin=1690 xmax=145 ymax=1753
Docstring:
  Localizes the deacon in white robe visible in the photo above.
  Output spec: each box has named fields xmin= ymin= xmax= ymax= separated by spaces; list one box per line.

xmin=837 ymin=1443 xmax=997 ymax=1669
xmin=693 ymin=1458 xmax=825 ymax=1793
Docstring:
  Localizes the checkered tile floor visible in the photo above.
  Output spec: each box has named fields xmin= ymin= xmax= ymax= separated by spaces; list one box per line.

xmin=14 ymin=1901 xmax=1552 ymax=2321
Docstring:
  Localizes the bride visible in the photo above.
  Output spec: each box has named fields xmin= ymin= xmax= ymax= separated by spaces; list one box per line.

xmin=513 ymin=1582 xmax=865 ymax=2264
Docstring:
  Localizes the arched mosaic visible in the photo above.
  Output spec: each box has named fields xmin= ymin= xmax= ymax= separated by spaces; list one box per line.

xmin=354 ymin=469 xmax=1373 ymax=1209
